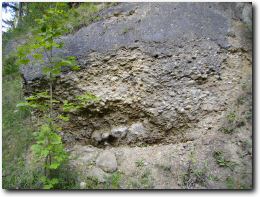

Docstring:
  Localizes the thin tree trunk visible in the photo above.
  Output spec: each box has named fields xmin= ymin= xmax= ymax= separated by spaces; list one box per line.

xmin=16 ymin=2 xmax=23 ymax=28
xmin=49 ymin=154 xmax=52 ymax=178
xmin=49 ymin=73 xmax=53 ymax=119
xmin=49 ymin=46 xmax=53 ymax=120
xmin=44 ymin=156 xmax=48 ymax=177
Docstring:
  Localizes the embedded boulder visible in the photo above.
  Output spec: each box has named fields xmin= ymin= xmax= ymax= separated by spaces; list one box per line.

xmin=96 ymin=150 xmax=118 ymax=172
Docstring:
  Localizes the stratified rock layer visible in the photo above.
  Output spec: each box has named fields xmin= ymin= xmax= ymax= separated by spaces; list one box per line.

xmin=22 ymin=3 xmax=252 ymax=148
xmin=21 ymin=3 xmax=252 ymax=189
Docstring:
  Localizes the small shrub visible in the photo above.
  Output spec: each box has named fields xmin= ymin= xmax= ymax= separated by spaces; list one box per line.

xmin=3 ymin=54 xmax=19 ymax=76
xmin=135 ymin=159 xmax=145 ymax=168
xmin=213 ymin=151 xmax=237 ymax=171
xmin=62 ymin=92 xmax=100 ymax=112
xmin=84 ymin=177 xmax=100 ymax=189
xmin=181 ymin=162 xmax=208 ymax=188
xmin=105 ymin=171 xmax=123 ymax=189
xmin=220 ymin=127 xmax=234 ymax=134
xmin=227 ymin=112 xmax=236 ymax=122
xmin=220 ymin=111 xmax=246 ymax=134
xmin=226 ymin=176 xmax=236 ymax=189
xmin=129 ymin=169 xmax=153 ymax=189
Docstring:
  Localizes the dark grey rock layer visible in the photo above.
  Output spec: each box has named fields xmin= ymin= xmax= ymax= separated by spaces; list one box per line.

xmin=21 ymin=2 xmax=252 ymax=81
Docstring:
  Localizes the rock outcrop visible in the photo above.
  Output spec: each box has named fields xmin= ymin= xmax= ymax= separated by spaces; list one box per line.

xmin=20 ymin=2 xmax=252 ymax=189
xmin=22 ymin=2 xmax=252 ymax=147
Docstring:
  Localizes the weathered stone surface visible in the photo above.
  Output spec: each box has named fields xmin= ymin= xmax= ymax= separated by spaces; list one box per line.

xmin=24 ymin=2 xmax=251 ymax=189
xmin=69 ymin=145 xmax=100 ymax=167
xmin=21 ymin=2 xmax=252 ymax=81
xmin=127 ymin=122 xmax=146 ymax=141
xmin=80 ymin=182 xmax=86 ymax=189
xmin=91 ymin=130 xmax=102 ymax=142
xmin=96 ymin=150 xmax=118 ymax=172
xmin=21 ymin=3 xmax=252 ymax=148
xmin=87 ymin=167 xmax=108 ymax=183
xmin=111 ymin=126 xmax=128 ymax=138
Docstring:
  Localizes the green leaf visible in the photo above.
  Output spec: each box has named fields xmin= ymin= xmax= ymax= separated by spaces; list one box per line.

xmin=41 ymin=149 xmax=49 ymax=157
xmin=51 ymin=68 xmax=61 ymax=75
xmin=51 ymin=99 xmax=60 ymax=104
xmin=16 ymin=102 xmax=30 ymax=108
xmin=58 ymin=115 xmax=70 ymax=122
xmin=33 ymin=53 xmax=43 ymax=60
xmin=49 ymin=162 xmax=60 ymax=169
xmin=31 ymin=144 xmax=43 ymax=156
xmin=50 ymin=178 xmax=59 ymax=185
xmin=67 ymin=56 xmax=76 ymax=61
xmin=41 ymin=24 xmax=47 ymax=32
xmin=19 ymin=58 xmax=30 ymax=65
xmin=42 ymin=67 xmax=52 ymax=74
xmin=43 ymin=184 xmax=53 ymax=190
xmin=16 ymin=101 xmax=38 ymax=109
xmin=62 ymin=100 xmax=78 ymax=112
xmin=25 ymin=95 xmax=37 ymax=101
xmin=36 ymin=91 xmax=50 ymax=99
xmin=71 ymin=65 xmax=80 ymax=71
xmin=35 ymin=18 xmax=44 ymax=25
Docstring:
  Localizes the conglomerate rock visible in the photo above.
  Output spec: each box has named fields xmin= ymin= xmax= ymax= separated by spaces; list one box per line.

xmin=19 ymin=2 xmax=252 ymax=189
xmin=21 ymin=2 xmax=252 ymax=148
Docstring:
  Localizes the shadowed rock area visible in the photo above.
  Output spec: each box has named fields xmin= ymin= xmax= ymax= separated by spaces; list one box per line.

xmin=21 ymin=2 xmax=252 ymax=189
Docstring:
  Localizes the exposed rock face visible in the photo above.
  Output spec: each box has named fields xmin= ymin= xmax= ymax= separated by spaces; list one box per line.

xmin=21 ymin=2 xmax=252 ymax=148
xmin=20 ymin=2 xmax=252 ymax=189
xmin=96 ymin=150 xmax=118 ymax=172
xmin=111 ymin=126 xmax=128 ymax=138
xmin=88 ymin=167 xmax=108 ymax=183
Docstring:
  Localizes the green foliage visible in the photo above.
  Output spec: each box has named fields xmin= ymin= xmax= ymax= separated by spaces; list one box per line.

xmin=220 ymin=111 xmax=245 ymax=134
xmin=77 ymin=92 xmax=100 ymax=106
xmin=208 ymin=175 xmax=219 ymax=181
xmin=62 ymin=92 xmax=100 ymax=112
xmin=65 ymin=3 xmax=102 ymax=33
xmin=105 ymin=172 xmax=122 ymax=189
xmin=3 ymin=54 xmax=20 ymax=76
xmin=225 ymin=177 xmax=236 ymax=189
xmin=53 ymin=164 xmax=80 ymax=189
xmin=14 ymin=5 xmax=77 ymax=189
xmin=135 ymin=159 xmax=145 ymax=168
xmin=3 ymin=2 xmax=116 ymax=189
xmin=127 ymin=169 xmax=153 ymax=189
xmin=32 ymin=124 xmax=67 ymax=166
xmin=16 ymin=5 xmax=80 ymax=79
xmin=58 ymin=115 xmax=70 ymax=122
xmin=155 ymin=164 xmax=171 ymax=173
xmin=225 ymin=176 xmax=251 ymax=189
xmin=138 ymin=169 xmax=152 ymax=189
xmin=227 ymin=112 xmax=236 ymax=122
xmin=213 ymin=151 xmax=237 ymax=170
xmin=31 ymin=123 xmax=68 ymax=188
xmin=180 ymin=154 xmax=212 ymax=189
xmin=79 ymin=172 xmax=123 ymax=189
xmin=17 ymin=91 xmax=54 ymax=111
xmin=40 ymin=176 xmax=59 ymax=189
xmin=3 ymin=3 xmax=69 ymax=47
xmin=83 ymin=177 xmax=100 ymax=189
xmin=2 ymin=77 xmax=35 ymax=189
xmin=62 ymin=100 xmax=80 ymax=112
xmin=181 ymin=163 xmax=208 ymax=188
xmin=220 ymin=127 xmax=234 ymax=134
